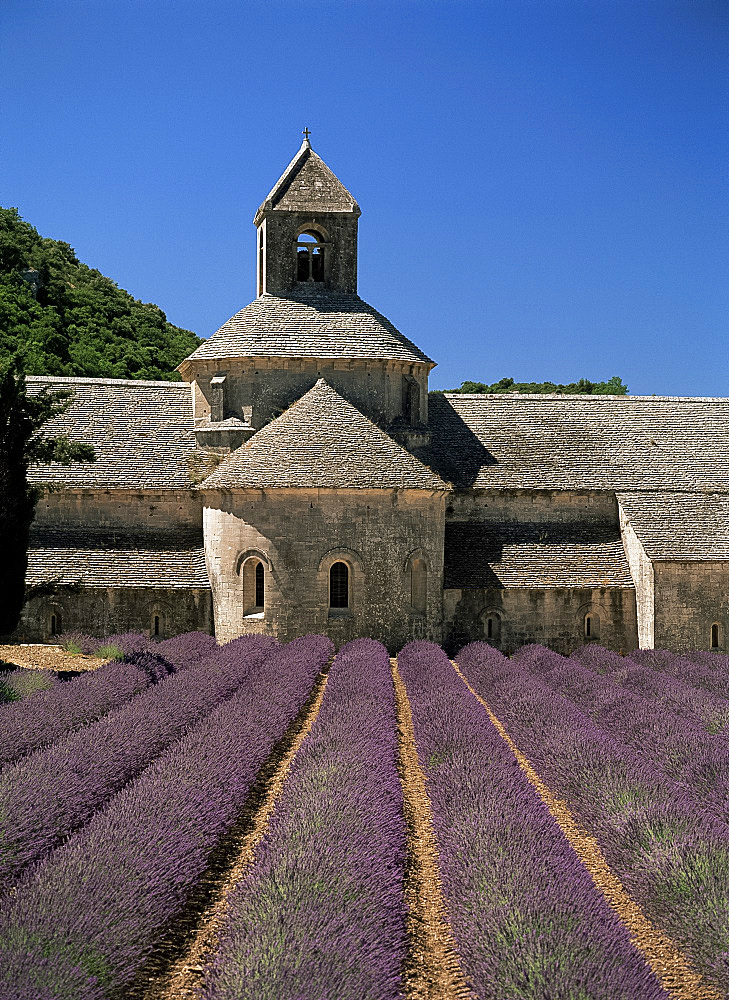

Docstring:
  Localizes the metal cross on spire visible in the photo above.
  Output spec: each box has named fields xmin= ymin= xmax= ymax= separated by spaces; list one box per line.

xmin=302 ymin=127 xmax=311 ymax=142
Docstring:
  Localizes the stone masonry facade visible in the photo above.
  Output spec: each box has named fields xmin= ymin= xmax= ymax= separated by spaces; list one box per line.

xmin=10 ymin=138 xmax=729 ymax=654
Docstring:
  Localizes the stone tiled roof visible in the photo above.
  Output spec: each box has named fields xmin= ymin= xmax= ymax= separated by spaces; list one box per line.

xmin=200 ymin=379 xmax=449 ymax=492
xmin=26 ymin=528 xmax=209 ymax=589
xmin=618 ymin=492 xmax=729 ymax=560
xmin=25 ymin=377 xmax=198 ymax=489
xmin=428 ymin=393 xmax=729 ymax=491
xmin=254 ymin=140 xmax=360 ymax=222
xmin=181 ymin=286 xmax=433 ymax=367
xmin=444 ymin=522 xmax=634 ymax=588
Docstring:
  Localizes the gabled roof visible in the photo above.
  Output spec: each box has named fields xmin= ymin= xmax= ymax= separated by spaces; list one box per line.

xmin=617 ymin=492 xmax=729 ymax=560
xmin=26 ymin=526 xmax=209 ymax=588
xmin=199 ymin=379 xmax=449 ymax=491
xmin=179 ymin=285 xmax=434 ymax=370
xmin=427 ymin=392 xmax=729 ymax=491
xmin=25 ymin=377 xmax=198 ymax=489
xmin=444 ymin=521 xmax=634 ymax=589
xmin=254 ymin=139 xmax=360 ymax=224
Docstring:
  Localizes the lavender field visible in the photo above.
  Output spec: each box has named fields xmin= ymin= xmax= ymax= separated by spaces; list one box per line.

xmin=0 ymin=634 xmax=726 ymax=999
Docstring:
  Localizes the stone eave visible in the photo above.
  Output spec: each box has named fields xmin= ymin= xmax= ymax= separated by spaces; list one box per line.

xmin=177 ymin=353 xmax=436 ymax=381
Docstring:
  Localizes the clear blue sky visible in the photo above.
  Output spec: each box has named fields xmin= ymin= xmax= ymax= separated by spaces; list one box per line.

xmin=1 ymin=0 xmax=726 ymax=394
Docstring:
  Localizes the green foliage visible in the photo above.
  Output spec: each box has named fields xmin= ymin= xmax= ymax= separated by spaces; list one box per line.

xmin=0 ymin=207 xmax=200 ymax=380
xmin=0 ymin=359 xmax=95 ymax=635
xmin=442 ymin=375 xmax=628 ymax=395
xmin=94 ymin=644 xmax=123 ymax=661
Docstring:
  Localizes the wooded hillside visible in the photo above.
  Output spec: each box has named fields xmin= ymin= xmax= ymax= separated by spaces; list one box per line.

xmin=0 ymin=207 xmax=200 ymax=381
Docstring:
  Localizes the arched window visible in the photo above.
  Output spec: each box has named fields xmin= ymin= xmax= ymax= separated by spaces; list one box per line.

xmin=585 ymin=613 xmax=600 ymax=640
xmin=410 ymin=558 xmax=427 ymax=613
xmin=711 ymin=623 xmax=722 ymax=649
xmin=258 ymin=227 xmax=264 ymax=296
xmin=50 ymin=613 xmax=61 ymax=636
xmin=255 ymin=561 xmax=265 ymax=608
xmin=402 ymin=376 xmax=420 ymax=425
xmin=150 ymin=609 xmax=168 ymax=639
xmin=483 ymin=611 xmax=502 ymax=646
xmin=296 ymin=231 xmax=325 ymax=283
xmin=329 ymin=561 xmax=349 ymax=608
xmin=242 ymin=558 xmax=265 ymax=615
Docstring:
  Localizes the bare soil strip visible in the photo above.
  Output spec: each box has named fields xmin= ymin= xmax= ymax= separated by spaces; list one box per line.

xmin=450 ymin=658 xmax=721 ymax=1000
xmin=0 ymin=644 xmax=107 ymax=671
xmin=132 ymin=664 xmax=332 ymax=1000
xmin=391 ymin=659 xmax=474 ymax=1000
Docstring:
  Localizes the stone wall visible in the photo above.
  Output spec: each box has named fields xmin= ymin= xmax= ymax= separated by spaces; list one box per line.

xmin=259 ymin=211 xmax=358 ymax=296
xmin=190 ymin=358 xmax=429 ymax=433
xmin=203 ymin=487 xmax=445 ymax=652
xmin=618 ymin=504 xmax=654 ymax=648
xmin=442 ymin=585 xmax=638 ymax=655
xmin=446 ymin=488 xmax=620 ymax=523
xmin=11 ymin=587 xmax=213 ymax=643
xmin=33 ymin=488 xmax=203 ymax=537
xmin=653 ymin=561 xmax=729 ymax=652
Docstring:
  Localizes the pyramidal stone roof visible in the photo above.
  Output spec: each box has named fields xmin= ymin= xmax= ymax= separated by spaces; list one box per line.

xmin=254 ymin=139 xmax=360 ymax=223
xmin=199 ymin=379 xmax=449 ymax=491
xmin=181 ymin=284 xmax=434 ymax=368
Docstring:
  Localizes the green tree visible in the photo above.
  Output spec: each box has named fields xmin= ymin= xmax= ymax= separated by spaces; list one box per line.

xmin=0 ymin=359 xmax=95 ymax=635
xmin=0 ymin=207 xmax=201 ymax=380
xmin=442 ymin=375 xmax=628 ymax=395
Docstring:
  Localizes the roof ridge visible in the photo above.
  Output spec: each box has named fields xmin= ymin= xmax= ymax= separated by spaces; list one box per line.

xmin=444 ymin=392 xmax=729 ymax=402
xmin=199 ymin=378 xmax=449 ymax=492
xmin=254 ymin=141 xmax=360 ymax=224
xmin=26 ymin=375 xmax=190 ymax=389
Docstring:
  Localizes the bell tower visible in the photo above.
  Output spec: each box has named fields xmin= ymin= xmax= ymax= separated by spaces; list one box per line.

xmin=253 ymin=131 xmax=361 ymax=296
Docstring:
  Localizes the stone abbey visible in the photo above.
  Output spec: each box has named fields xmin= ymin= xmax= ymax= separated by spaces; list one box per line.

xmin=15 ymin=138 xmax=729 ymax=653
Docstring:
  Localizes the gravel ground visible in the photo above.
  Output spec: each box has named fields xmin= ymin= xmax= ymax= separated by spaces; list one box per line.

xmin=0 ymin=645 xmax=108 ymax=672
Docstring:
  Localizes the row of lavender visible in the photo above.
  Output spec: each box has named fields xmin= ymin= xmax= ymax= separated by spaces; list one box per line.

xmin=458 ymin=642 xmax=729 ymax=994
xmin=398 ymin=641 xmax=668 ymax=1000
xmin=0 ymin=632 xmax=218 ymax=767
xmin=0 ymin=635 xmax=277 ymax=895
xmin=0 ymin=635 xmax=333 ymax=1000
xmin=0 ymin=667 xmax=58 ymax=704
xmin=522 ymin=644 xmax=729 ymax=824
xmin=202 ymin=638 xmax=408 ymax=1000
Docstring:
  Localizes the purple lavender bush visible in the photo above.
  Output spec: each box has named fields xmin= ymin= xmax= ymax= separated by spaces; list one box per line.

xmin=203 ymin=638 xmax=407 ymax=1000
xmin=516 ymin=645 xmax=729 ymax=819
xmin=458 ymin=641 xmax=729 ymax=994
xmin=95 ymin=632 xmax=151 ymax=657
xmin=0 ymin=635 xmax=333 ymax=1000
xmin=122 ymin=648 xmax=176 ymax=684
xmin=399 ymin=641 xmax=669 ymax=1000
xmin=0 ymin=668 xmax=58 ymax=704
xmin=0 ymin=660 xmax=151 ymax=768
xmin=573 ymin=645 xmax=729 ymax=733
xmin=631 ymin=648 xmax=729 ymax=702
xmin=56 ymin=632 xmax=97 ymax=655
xmin=155 ymin=630 xmax=219 ymax=670
xmin=0 ymin=635 xmax=278 ymax=896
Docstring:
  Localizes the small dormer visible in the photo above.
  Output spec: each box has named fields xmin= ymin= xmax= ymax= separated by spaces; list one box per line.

xmin=253 ymin=132 xmax=361 ymax=296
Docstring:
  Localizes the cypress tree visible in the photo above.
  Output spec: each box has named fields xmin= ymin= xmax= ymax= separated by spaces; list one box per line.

xmin=0 ymin=359 xmax=94 ymax=635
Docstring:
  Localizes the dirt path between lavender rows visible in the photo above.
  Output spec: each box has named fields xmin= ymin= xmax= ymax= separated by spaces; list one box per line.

xmin=450 ymin=658 xmax=721 ymax=1000
xmin=136 ymin=665 xmax=332 ymax=1000
xmin=143 ymin=656 xmax=475 ymax=1000
xmin=391 ymin=659 xmax=474 ymax=1000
